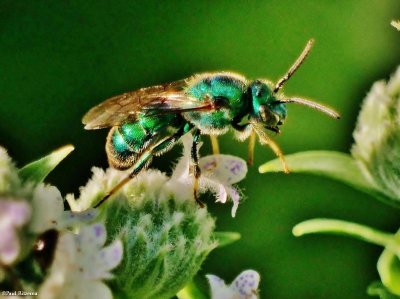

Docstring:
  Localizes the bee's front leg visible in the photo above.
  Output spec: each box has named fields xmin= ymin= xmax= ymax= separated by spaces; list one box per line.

xmin=248 ymin=129 xmax=256 ymax=166
xmin=191 ymin=129 xmax=204 ymax=208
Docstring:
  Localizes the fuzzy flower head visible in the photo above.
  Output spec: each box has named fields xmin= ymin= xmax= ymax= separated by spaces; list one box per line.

xmin=67 ymin=166 xmax=217 ymax=299
xmin=351 ymin=67 xmax=400 ymax=200
xmin=39 ymin=223 xmax=123 ymax=299
xmin=206 ymin=270 xmax=261 ymax=299
xmin=65 ymin=133 xmax=249 ymax=298
xmin=63 ymin=132 xmax=250 ymax=298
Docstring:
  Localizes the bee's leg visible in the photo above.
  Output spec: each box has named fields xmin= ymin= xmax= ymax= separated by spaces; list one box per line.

xmin=266 ymin=137 xmax=289 ymax=173
xmin=191 ymin=129 xmax=204 ymax=207
xmin=94 ymin=152 xmax=153 ymax=208
xmin=210 ymin=135 xmax=220 ymax=155
xmin=253 ymin=126 xmax=290 ymax=174
xmin=268 ymin=139 xmax=290 ymax=173
xmin=247 ymin=129 xmax=256 ymax=166
xmin=95 ymin=130 xmax=184 ymax=208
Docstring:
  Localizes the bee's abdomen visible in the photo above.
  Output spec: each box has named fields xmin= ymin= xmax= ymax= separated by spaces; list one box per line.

xmin=106 ymin=115 xmax=183 ymax=170
xmin=106 ymin=123 xmax=146 ymax=170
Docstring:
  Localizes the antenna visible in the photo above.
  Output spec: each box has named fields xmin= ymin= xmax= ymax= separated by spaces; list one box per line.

xmin=278 ymin=97 xmax=340 ymax=119
xmin=274 ymin=39 xmax=314 ymax=93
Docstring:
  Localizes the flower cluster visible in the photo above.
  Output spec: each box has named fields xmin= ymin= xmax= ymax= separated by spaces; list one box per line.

xmin=66 ymin=134 xmax=248 ymax=298
xmin=0 ymin=147 xmax=121 ymax=298
xmin=1 ymin=134 xmax=258 ymax=298
xmin=39 ymin=223 xmax=123 ymax=299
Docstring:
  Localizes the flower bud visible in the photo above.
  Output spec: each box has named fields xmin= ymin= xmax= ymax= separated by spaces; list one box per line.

xmin=69 ymin=167 xmax=217 ymax=299
xmin=351 ymin=67 xmax=400 ymax=200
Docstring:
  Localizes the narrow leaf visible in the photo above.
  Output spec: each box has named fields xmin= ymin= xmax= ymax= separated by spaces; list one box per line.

xmin=19 ymin=145 xmax=74 ymax=183
xmin=293 ymin=219 xmax=395 ymax=248
xmin=259 ymin=151 xmax=399 ymax=207
xmin=176 ymin=281 xmax=207 ymax=299
xmin=213 ymin=231 xmax=241 ymax=248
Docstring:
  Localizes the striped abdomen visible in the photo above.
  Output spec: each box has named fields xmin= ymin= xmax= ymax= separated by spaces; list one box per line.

xmin=106 ymin=114 xmax=184 ymax=170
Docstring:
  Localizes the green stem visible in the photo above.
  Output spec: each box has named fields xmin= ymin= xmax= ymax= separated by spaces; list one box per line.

xmin=293 ymin=219 xmax=398 ymax=252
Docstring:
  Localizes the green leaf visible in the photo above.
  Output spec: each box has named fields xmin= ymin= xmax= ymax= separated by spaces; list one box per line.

xmin=294 ymin=219 xmax=400 ymax=296
xmin=293 ymin=219 xmax=395 ymax=248
xmin=259 ymin=151 xmax=399 ymax=207
xmin=368 ymin=281 xmax=400 ymax=299
xmin=213 ymin=231 xmax=241 ymax=248
xmin=18 ymin=145 xmax=74 ymax=183
xmin=378 ymin=229 xmax=400 ymax=296
xmin=176 ymin=281 xmax=207 ymax=299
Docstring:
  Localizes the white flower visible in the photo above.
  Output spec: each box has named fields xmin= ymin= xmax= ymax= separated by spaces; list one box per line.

xmin=29 ymin=183 xmax=98 ymax=233
xmin=29 ymin=184 xmax=64 ymax=233
xmin=166 ymin=134 xmax=247 ymax=217
xmin=39 ymin=223 xmax=123 ymax=299
xmin=0 ymin=198 xmax=31 ymax=265
xmin=66 ymin=167 xmax=170 ymax=212
xmin=206 ymin=270 xmax=260 ymax=299
xmin=67 ymin=133 xmax=247 ymax=217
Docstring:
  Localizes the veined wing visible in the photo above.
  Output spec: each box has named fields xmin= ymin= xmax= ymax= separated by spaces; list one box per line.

xmin=82 ymin=78 xmax=214 ymax=130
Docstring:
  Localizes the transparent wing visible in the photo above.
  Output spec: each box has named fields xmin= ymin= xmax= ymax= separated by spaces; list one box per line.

xmin=82 ymin=78 xmax=213 ymax=130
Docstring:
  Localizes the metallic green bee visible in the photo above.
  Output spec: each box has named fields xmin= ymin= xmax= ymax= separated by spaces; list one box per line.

xmin=83 ymin=39 xmax=339 ymax=207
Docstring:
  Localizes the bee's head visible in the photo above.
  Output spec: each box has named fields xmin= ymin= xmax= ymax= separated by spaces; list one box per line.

xmin=249 ymin=80 xmax=287 ymax=133
xmin=246 ymin=39 xmax=339 ymax=133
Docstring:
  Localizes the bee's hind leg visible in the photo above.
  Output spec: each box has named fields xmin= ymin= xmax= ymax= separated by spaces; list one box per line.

xmin=95 ymin=129 xmax=185 ymax=208
xmin=191 ymin=129 xmax=204 ymax=208
xmin=94 ymin=152 xmax=152 ymax=208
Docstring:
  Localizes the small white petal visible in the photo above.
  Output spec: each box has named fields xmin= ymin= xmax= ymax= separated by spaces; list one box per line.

xmin=59 ymin=209 xmax=98 ymax=227
xmin=40 ymin=223 xmax=122 ymax=299
xmin=77 ymin=223 xmax=107 ymax=249
xmin=200 ymin=177 xmax=228 ymax=204
xmin=29 ymin=184 xmax=64 ymax=233
xmin=207 ymin=270 xmax=260 ymax=299
xmin=94 ymin=239 xmax=123 ymax=279
xmin=206 ymin=274 xmax=235 ymax=299
xmin=54 ymin=281 xmax=113 ymax=299
xmin=230 ymin=270 xmax=260 ymax=299
xmin=170 ymin=134 xmax=192 ymax=181
xmin=226 ymin=186 xmax=241 ymax=218
xmin=199 ymin=154 xmax=247 ymax=185
xmin=168 ymin=133 xmax=247 ymax=217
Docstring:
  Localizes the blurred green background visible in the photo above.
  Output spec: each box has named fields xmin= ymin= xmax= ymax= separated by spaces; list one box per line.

xmin=1 ymin=1 xmax=400 ymax=298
